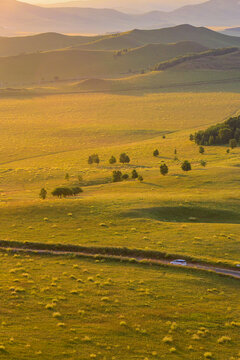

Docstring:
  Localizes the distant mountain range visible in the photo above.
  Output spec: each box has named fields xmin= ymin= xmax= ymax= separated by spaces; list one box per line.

xmin=41 ymin=0 xmax=206 ymax=13
xmin=1 ymin=0 xmax=240 ymax=36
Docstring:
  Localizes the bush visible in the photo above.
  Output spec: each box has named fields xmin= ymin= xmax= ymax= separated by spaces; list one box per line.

xmin=153 ymin=149 xmax=159 ymax=157
xmin=109 ymin=156 xmax=117 ymax=164
xmin=132 ymin=169 xmax=138 ymax=179
xmin=200 ymin=160 xmax=207 ymax=167
xmin=199 ymin=146 xmax=205 ymax=154
xmin=122 ymin=174 xmax=129 ymax=180
xmin=39 ymin=188 xmax=47 ymax=200
xmin=181 ymin=160 xmax=191 ymax=172
xmin=119 ymin=153 xmax=130 ymax=164
xmin=88 ymin=154 xmax=100 ymax=164
xmin=138 ymin=175 xmax=143 ymax=182
xmin=112 ymin=171 xmax=122 ymax=182
xmin=160 ymin=163 xmax=168 ymax=176
xmin=65 ymin=173 xmax=70 ymax=180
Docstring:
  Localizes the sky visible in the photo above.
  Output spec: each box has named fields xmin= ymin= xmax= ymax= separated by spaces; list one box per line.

xmin=25 ymin=0 xmax=206 ymax=6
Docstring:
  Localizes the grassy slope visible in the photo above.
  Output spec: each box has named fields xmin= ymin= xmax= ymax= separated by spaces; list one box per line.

xmin=0 ymin=251 xmax=239 ymax=360
xmin=0 ymin=41 xmax=207 ymax=84
xmin=78 ymin=25 xmax=240 ymax=50
xmin=0 ymin=32 xmax=103 ymax=57
xmin=0 ymin=92 xmax=240 ymax=265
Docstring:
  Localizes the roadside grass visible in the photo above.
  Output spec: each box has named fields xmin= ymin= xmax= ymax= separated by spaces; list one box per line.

xmin=0 ymin=252 xmax=239 ymax=360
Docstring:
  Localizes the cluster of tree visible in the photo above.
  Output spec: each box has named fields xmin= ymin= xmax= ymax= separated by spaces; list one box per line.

xmin=109 ymin=153 xmax=130 ymax=164
xmin=112 ymin=169 xmax=143 ymax=183
xmin=192 ymin=116 xmax=240 ymax=146
xmin=153 ymin=47 xmax=238 ymax=72
xmin=88 ymin=154 xmax=100 ymax=164
xmin=52 ymin=187 xmax=83 ymax=198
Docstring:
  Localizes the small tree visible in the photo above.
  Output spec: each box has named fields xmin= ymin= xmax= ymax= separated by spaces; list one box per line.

xmin=88 ymin=154 xmax=100 ymax=164
xmin=39 ymin=188 xmax=47 ymax=200
xmin=226 ymin=148 xmax=230 ymax=154
xmin=78 ymin=175 xmax=83 ymax=183
xmin=138 ymin=175 xmax=143 ymax=182
xmin=132 ymin=169 xmax=138 ymax=179
xmin=181 ymin=160 xmax=191 ymax=172
xmin=112 ymin=171 xmax=122 ymax=183
xmin=119 ymin=153 xmax=130 ymax=164
xmin=109 ymin=156 xmax=117 ymax=164
xmin=229 ymin=138 xmax=237 ymax=149
xmin=189 ymin=134 xmax=194 ymax=141
xmin=153 ymin=149 xmax=159 ymax=157
xmin=122 ymin=174 xmax=129 ymax=180
xmin=65 ymin=173 xmax=70 ymax=181
xmin=160 ymin=163 xmax=168 ymax=176
xmin=200 ymin=160 xmax=207 ymax=167
xmin=88 ymin=156 xmax=93 ymax=165
xmin=199 ymin=146 xmax=205 ymax=154
xmin=174 ymin=149 xmax=177 ymax=155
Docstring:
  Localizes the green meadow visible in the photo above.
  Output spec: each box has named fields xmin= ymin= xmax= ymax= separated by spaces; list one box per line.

xmin=0 ymin=91 xmax=240 ymax=266
xmin=0 ymin=251 xmax=239 ymax=360
xmin=0 ymin=85 xmax=240 ymax=359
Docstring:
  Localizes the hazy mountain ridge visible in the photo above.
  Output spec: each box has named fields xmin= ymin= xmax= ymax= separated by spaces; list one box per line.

xmin=1 ymin=0 xmax=240 ymax=36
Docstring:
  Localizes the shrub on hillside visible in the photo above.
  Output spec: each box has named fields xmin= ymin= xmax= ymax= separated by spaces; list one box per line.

xmin=109 ymin=156 xmax=117 ymax=164
xmin=160 ymin=163 xmax=168 ymax=176
xmin=39 ymin=188 xmax=47 ymax=200
xmin=119 ymin=153 xmax=130 ymax=164
xmin=181 ymin=160 xmax=191 ymax=172
xmin=112 ymin=171 xmax=122 ymax=183
xmin=88 ymin=154 xmax=100 ymax=164
xmin=153 ymin=149 xmax=159 ymax=157
xmin=132 ymin=169 xmax=138 ymax=179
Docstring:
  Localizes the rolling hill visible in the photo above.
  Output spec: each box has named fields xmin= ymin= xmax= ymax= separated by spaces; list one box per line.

xmin=77 ymin=25 xmax=240 ymax=50
xmin=1 ymin=25 xmax=239 ymax=58
xmin=0 ymin=40 xmax=207 ymax=84
xmin=0 ymin=32 xmax=103 ymax=57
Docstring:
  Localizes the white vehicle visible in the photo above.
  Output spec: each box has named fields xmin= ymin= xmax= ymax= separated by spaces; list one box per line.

xmin=170 ymin=259 xmax=187 ymax=266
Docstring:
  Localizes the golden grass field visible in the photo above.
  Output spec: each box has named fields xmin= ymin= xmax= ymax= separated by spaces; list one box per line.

xmin=0 ymin=89 xmax=240 ymax=359
xmin=0 ymin=251 xmax=239 ymax=360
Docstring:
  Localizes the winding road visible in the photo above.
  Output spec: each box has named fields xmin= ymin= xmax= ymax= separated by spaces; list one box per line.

xmin=1 ymin=246 xmax=240 ymax=280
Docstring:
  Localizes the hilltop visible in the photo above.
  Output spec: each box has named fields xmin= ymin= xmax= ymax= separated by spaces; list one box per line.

xmin=78 ymin=25 xmax=240 ymax=50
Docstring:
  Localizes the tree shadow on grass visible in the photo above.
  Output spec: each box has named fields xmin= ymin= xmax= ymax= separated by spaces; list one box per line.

xmin=122 ymin=205 xmax=240 ymax=224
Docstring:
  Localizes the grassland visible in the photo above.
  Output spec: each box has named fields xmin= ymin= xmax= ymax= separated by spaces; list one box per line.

xmin=0 ymin=251 xmax=239 ymax=360
xmin=0 ymin=91 xmax=240 ymax=266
